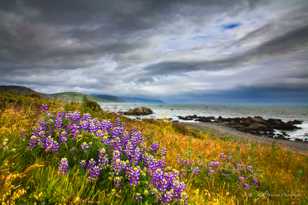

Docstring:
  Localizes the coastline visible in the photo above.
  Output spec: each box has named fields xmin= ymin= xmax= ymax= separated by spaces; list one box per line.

xmin=180 ymin=121 xmax=308 ymax=156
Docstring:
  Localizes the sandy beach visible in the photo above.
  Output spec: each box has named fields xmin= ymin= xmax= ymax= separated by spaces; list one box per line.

xmin=182 ymin=122 xmax=308 ymax=156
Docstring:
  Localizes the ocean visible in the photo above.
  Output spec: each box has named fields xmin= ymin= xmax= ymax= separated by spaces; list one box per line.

xmin=99 ymin=102 xmax=308 ymax=141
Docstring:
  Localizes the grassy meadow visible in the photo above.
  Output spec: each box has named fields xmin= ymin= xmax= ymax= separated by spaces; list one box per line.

xmin=0 ymin=91 xmax=307 ymax=204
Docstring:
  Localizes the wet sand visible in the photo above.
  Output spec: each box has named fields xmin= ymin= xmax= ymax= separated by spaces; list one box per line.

xmin=182 ymin=122 xmax=308 ymax=156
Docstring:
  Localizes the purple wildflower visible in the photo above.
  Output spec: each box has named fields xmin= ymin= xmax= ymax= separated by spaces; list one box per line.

xmin=88 ymin=165 xmax=101 ymax=180
xmin=112 ymin=126 xmax=124 ymax=137
xmin=243 ymin=183 xmax=250 ymax=190
xmin=192 ymin=167 xmax=200 ymax=175
xmin=40 ymin=104 xmax=49 ymax=112
xmin=97 ymin=148 xmax=109 ymax=167
xmin=208 ymin=160 xmax=220 ymax=168
xmin=161 ymin=190 xmax=173 ymax=204
xmin=150 ymin=143 xmax=159 ymax=153
xmin=66 ymin=112 xmax=81 ymax=121
xmin=81 ymin=113 xmax=92 ymax=121
xmin=59 ymin=130 xmax=68 ymax=144
xmin=127 ymin=166 xmax=141 ymax=186
xmin=252 ymin=177 xmax=259 ymax=187
xmin=43 ymin=136 xmax=59 ymax=152
xmin=80 ymin=120 xmax=89 ymax=130
xmin=68 ymin=124 xmax=79 ymax=140
xmin=58 ymin=158 xmax=69 ymax=174
xmin=55 ymin=112 xmax=64 ymax=129
xmin=28 ymin=135 xmax=39 ymax=149
xmin=88 ymin=119 xmax=99 ymax=133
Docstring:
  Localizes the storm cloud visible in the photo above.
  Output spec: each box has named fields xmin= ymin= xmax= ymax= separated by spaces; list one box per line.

xmin=0 ymin=0 xmax=308 ymax=102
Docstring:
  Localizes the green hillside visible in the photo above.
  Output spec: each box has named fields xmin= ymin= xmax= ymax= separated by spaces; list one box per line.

xmin=50 ymin=92 xmax=101 ymax=102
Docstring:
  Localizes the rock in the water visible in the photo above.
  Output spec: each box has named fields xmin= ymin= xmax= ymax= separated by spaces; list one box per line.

xmin=124 ymin=107 xmax=153 ymax=116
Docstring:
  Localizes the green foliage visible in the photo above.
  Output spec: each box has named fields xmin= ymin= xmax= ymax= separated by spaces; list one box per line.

xmin=81 ymin=96 xmax=102 ymax=113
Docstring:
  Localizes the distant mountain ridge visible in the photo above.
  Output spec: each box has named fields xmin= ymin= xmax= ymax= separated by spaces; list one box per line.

xmin=0 ymin=85 xmax=164 ymax=103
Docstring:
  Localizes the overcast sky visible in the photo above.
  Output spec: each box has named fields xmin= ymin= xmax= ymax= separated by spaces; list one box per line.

xmin=0 ymin=0 xmax=308 ymax=103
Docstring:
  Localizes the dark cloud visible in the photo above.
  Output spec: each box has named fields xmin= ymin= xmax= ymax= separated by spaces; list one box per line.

xmin=0 ymin=0 xmax=307 ymax=102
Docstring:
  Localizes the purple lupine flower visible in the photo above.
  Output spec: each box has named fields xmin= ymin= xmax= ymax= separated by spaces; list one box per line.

xmin=114 ymin=117 xmax=122 ymax=128
xmin=96 ymin=129 xmax=104 ymax=137
xmin=111 ymin=137 xmax=122 ymax=151
xmin=40 ymin=104 xmax=49 ymax=112
xmin=80 ymin=120 xmax=89 ymax=130
xmin=112 ymin=126 xmax=124 ymax=137
xmin=100 ymin=120 xmax=113 ymax=131
xmin=130 ymin=130 xmax=143 ymax=146
xmin=38 ymin=121 xmax=48 ymax=132
xmin=172 ymin=180 xmax=186 ymax=199
xmin=68 ymin=124 xmax=79 ymax=140
xmin=208 ymin=161 xmax=220 ymax=168
xmin=150 ymin=143 xmax=159 ymax=153
xmin=55 ymin=112 xmax=64 ymax=129
xmin=43 ymin=136 xmax=59 ymax=152
xmin=80 ymin=142 xmax=90 ymax=151
xmin=97 ymin=148 xmax=109 ymax=167
xmin=131 ymin=147 xmax=143 ymax=165
xmin=243 ymin=183 xmax=250 ymax=190
xmin=252 ymin=177 xmax=259 ymax=187
xmin=81 ymin=113 xmax=92 ymax=120
xmin=85 ymin=158 xmax=101 ymax=180
xmin=58 ymin=158 xmax=69 ymax=174
xmin=151 ymin=168 xmax=165 ymax=191
xmin=66 ymin=112 xmax=81 ymax=121
xmin=88 ymin=119 xmax=99 ymax=133
xmin=86 ymin=158 xmax=96 ymax=169
xmin=148 ymin=159 xmax=165 ymax=173
xmin=88 ymin=165 xmax=101 ymax=181
xmin=161 ymin=190 xmax=174 ymax=204
xmin=127 ymin=166 xmax=141 ymax=186
xmin=28 ymin=135 xmax=39 ymax=149
xmin=59 ymin=130 xmax=68 ymax=144
xmin=112 ymin=150 xmax=123 ymax=174
xmin=192 ymin=167 xmax=200 ymax=175
xmin=124 ymin=141 xmax=135 ymax=160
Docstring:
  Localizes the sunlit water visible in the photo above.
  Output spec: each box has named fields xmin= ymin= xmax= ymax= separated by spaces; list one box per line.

xmin=99 ymin=102 xmax=308 ymax=141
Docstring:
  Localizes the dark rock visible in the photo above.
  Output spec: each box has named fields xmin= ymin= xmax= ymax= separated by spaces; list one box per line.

xmin=177 ymin=114 xmax=302 ymax=140
xmin=124 ymin=107 xmax=153 ymax=116
xmin=289 ymin=120 xmax=303 ymax=125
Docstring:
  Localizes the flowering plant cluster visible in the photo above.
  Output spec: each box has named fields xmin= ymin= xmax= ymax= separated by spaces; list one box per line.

xmin=177 ymin=152 xmax=260 ymax=190
xmin=28 ymin=105 xmax=187 ymax=204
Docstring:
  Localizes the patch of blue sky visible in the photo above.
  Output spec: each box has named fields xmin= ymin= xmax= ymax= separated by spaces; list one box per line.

xmin=223 ymin=23 xmax=241 ymax=30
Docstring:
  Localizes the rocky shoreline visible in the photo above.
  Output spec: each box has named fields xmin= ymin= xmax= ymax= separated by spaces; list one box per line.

xmin=178 ymin=115 xmax=305 ymax=140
